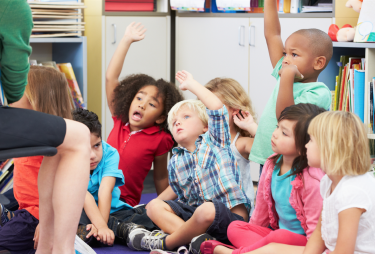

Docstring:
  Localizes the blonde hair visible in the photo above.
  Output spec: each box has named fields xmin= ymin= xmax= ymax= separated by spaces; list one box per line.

xmin=168 ymin=99 xmax=208 ymax=132
xmin=26 ymin=66 xmax=74 ymax=119
xmin=308 ymin=111 xmax=370 ymax=176
xmin=205 ymin=78 xmax=257 ymax=137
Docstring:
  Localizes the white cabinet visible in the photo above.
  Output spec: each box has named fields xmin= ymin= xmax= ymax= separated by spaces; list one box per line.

xmin=176 ymin=17 xmax=250 ymax=99
xmin=102 ymin=16 xmax=170 ymax=139
xmin=176 ymin=17 xmax=332 ymax=181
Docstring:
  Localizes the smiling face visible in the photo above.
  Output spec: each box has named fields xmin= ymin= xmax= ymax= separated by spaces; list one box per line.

xmin=90 ymin=133 xmax=103 ymax=170
xmin=171 ymin=106 xmax=208 ymax=150
xmin=283 ymin=33 xmax=317 ymax=81
xmin=128 ymin=85 xmax=166 ymax=132
xmin=271 ymin=119 xmax=299 ymax=158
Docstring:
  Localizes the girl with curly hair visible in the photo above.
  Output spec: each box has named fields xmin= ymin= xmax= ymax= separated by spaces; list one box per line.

xmin=105 ymin=22 xmax=184 ymax=207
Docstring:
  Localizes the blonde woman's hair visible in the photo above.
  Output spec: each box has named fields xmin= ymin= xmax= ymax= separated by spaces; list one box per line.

xmin=168 ymin=99 xmax=208 ymax=132
xmin=308 ymin=111 xmax=371 ymax=176
xmin=205 ymin=78 xmax=257 ymax=137
xmin=25 ymin=65 xmax=74 ymax=119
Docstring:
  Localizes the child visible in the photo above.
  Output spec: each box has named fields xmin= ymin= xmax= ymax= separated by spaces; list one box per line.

xmin=201 ymin=103 xmax=326 ymax=254
xmin=249 ymin=0 xmax=333 ymax=173
xmin=0 ymin=66 xmax=88 ymax=253
xmin=0 ymin=2 xmax=91 ymax=253
xmin=237 ymin=111 xmax=375 ymax=254
xmin=205 ymin=78 xmax=258 ymax=214
xmin=106 ymin=22 xmax=184 ymax=207
xmin=127 ymin=71 xmax=251 ymax=253
xmin=72 ymin=108 xmax=158 ymax=246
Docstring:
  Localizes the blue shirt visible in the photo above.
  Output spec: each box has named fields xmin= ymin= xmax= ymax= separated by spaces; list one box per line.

xmin=271 ymin=162 xmax=305 ymax=235
xmin=168 ymin=105 xmax=250 ymax=211
xmin=87 ymin=141 xmax=132 ymax=214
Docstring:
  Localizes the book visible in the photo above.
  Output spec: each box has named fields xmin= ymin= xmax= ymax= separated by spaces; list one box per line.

xmin=334 ymin=76 xmax=339 ymax=111
xmin=354 ymin=70 xmax=365 ymax=122
xmin=370 ymin=81 xmax=374 ymax=133
xmin=57 ymin=63 xmax=85 ymax=108
xmin=339 ymin=65 xmax=348 ymax=111
xmin=373 ymin=80 xmax=375 ymax=133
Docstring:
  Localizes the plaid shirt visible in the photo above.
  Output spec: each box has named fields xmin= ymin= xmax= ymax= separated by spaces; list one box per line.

xmin=168 ymin=105 xmax=250 ymax=211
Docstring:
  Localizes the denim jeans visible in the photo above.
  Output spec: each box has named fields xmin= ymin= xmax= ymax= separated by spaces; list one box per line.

xmin=79 ymin=205 xmax=159 ymax=234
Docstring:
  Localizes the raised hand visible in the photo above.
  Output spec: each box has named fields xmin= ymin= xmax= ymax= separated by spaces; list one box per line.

xmin=123 ymin=22 xmax=147 ymax=43
xmin=175 ymin=70 xmax=196 ymax=91
xmin=234 ymin=111 xmax=258 ymax=136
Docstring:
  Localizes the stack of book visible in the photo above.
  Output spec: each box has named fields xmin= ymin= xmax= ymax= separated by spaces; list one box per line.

xmin=30 ymin=60 xmax=85 ymax=109
xmin=0 ymin=159 xmax=14 ymax=194
xmin=171 ymin=0 xmax=205 ymax=11
xmin=333 ymin=56 xmax=366 ymax=121
xmin=28 ymin=0 xmax=85 ymax=38
xmin=105 ymin=0 xmax=156 ymax=11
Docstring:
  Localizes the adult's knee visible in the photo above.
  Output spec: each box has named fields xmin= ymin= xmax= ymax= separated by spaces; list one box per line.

xmin=61 ymin=119 xmax=90 ymax=152
xmin=193 ymin=202 xmax=215 ymax=226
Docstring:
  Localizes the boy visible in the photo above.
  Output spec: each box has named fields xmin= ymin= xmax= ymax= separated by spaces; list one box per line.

xmin=249 ymin=0 xmax=333 ymax=172
xmin=128 ymin=71 xmax=250 ymax=253
xmin=72 ymin=108 xmax=158 ymax=246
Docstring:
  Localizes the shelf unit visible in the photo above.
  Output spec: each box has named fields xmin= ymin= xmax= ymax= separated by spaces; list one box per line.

xmin=29 ymin=36 xmax=88 ymax=106
xmin=101 ymin=0 xmax=169 ymax=16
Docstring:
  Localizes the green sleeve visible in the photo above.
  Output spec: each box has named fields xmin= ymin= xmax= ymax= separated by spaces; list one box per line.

xmin=0 ymin=0 xmax=33 ymax=103
xmin=271 ymin=57 xmax=284 ymax=79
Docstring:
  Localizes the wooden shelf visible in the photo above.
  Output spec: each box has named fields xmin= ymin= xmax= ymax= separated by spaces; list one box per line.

xmin=30 ymin=37 xmax=85 ymax=43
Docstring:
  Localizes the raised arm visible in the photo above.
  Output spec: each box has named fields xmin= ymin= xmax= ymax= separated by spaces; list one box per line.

xmin=175 ymin=70 xmax=223 ymax=110
xmin=264 ymin=0 xmax=284 ymax=68
xmin=105 ymin=22 xmax=146 ymax=116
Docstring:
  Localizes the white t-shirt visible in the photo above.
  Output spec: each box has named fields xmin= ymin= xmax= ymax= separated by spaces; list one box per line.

xmin=320 ymin=173 xmax=375 ymax=254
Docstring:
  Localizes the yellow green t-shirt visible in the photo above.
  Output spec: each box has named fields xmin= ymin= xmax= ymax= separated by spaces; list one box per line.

xmin=249 ymin=57 xmax=332 ymax=165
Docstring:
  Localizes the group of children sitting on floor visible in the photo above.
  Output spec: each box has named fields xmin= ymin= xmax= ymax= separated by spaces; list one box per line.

xmin=1 ymin=0 xmax=375 ymax=253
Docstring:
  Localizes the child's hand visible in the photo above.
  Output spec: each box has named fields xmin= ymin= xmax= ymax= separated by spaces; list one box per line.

xmin=97 ymin=226 xmax=115 ymax=246
xmin=33 ymin=224 xmax=40 ymax=249
xmin=123 ymin=22 xmax=146 ymax=43
xmin=175 ymin=70 xmax=197 ymax=91
xmin=86 ymin=224 xmax=99 ymax=239
xmin=278 ymin=64 xmax=304 ymax=81
xmin=234 ymin=111 xmax=258 ymax=136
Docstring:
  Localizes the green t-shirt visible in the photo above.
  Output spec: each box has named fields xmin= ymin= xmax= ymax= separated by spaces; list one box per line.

xmin=249 ymin=57 xmax=331 ymax=165
xmin=0 ymin=0 xmax=33 ymax=104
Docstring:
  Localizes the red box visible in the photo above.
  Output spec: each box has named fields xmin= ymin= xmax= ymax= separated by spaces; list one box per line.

xmin=105 ymin=0 xmax=155 ymax=11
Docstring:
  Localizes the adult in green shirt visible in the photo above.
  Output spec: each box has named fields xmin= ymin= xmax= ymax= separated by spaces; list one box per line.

xmin=0 ymin=1 xmax=91 ymax=253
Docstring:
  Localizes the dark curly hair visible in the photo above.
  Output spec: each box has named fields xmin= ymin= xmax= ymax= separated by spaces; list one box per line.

xmin=113 ymin=74 xmax=184 ymax=133
xmin=271 ymin=103 xmax=326 ymax=178
xmin=72 ymin=108 xmax=102 ymax=139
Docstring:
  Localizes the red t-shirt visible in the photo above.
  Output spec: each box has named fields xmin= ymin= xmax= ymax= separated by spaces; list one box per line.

xmin=13 ymin=156 xmax=42 ymax=220
xmin=107 ymin=117 xmax=173 ymax=206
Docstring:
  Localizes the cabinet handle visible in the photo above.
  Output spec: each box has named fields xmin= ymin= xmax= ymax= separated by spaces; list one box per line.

xmin=238 ymin=25 xmax=245 ymax=46
xmin=112 ymin=24 xmax=117 ymax=44
xmin=249 ymin=25 xmax=255 ymax=46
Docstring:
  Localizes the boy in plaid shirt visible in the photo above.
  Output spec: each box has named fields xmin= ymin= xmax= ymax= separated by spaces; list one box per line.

xmin=128 ymin=70 xmax=251 ymax=253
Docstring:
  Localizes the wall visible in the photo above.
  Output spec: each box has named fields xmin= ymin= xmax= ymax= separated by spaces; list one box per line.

xmin=335 ymin=0 xmax=360 ymax=28
xmin=84 ymin=0 xmax=103 ymax=121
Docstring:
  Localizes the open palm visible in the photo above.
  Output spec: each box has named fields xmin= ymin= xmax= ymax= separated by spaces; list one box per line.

xmin=176 ymin=70 xmax=194 ymax=91
xmin=124 ymin=22 xmax=146 ymax=42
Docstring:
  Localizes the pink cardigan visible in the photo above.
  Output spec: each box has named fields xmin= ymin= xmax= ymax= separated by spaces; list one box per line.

xmin=250 ymin=154 xmax=324 ymax=239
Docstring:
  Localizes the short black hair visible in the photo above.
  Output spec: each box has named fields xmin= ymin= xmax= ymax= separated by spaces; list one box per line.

xmin=72 ymin=108 xmax=102 ymax=139
xmin=113 ymin=73 xmax=184 ymax=133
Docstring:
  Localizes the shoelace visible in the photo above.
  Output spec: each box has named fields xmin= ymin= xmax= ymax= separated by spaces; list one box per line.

xmin=142 ymin=230 xmax=166 ymax=250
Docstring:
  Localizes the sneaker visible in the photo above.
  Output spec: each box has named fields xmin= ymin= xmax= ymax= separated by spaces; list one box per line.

xmin=76 ymin=225 xmax=95 ymax=245
xmin=189 ymin=233 xmax=216 ymax=254
xmin=116 ymin=221 xmax=145 ymax=244
xmin=128 ymin=228 xmax=168 ymax=251
xmin=74 ymin=235 xmax=97 ymax=254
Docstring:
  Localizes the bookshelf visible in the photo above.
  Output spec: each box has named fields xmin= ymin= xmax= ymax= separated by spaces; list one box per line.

xmin=29 ymin=36 xmax=88 ymax=105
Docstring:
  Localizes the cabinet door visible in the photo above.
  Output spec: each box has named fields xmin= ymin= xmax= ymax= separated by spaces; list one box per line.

xmin=103 ymin=16 xmax=170 ymax=140
xmin=248 ymin=18 xmax=332 ymax=181
xmin=176 ymin=17 xmax=249 ymax=99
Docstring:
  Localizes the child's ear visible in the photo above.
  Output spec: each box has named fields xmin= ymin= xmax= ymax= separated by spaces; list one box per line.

xmin=155 ymin=115 xmax=167 ymax=124
xmin=232 ymin=109 xmax=240 ymax=116
xmin=203 ymin=126 xmax=208 ymax=133
xmin=313 ymin=56 xmax=326 ymax=71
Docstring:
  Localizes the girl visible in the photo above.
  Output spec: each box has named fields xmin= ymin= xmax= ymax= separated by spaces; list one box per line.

xmin=106 ymin=22 xmax=184 ymax=207
xmin=0 ymin=65 xmax=80 ymax=252
xmin=205 ymin=78 xmax=258 ymax=213
xmin=201 ymin=103 xmax=326 ymax=254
